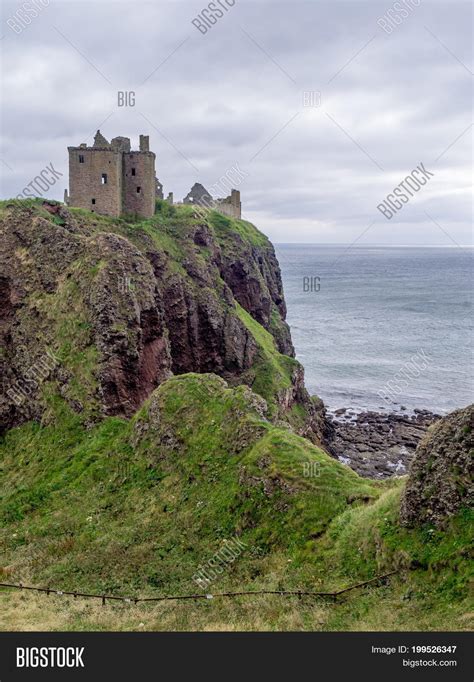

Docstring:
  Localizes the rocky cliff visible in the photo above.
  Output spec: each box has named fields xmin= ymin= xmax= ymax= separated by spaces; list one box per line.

xmin=0 ymin=199 xmax=327 ymax=443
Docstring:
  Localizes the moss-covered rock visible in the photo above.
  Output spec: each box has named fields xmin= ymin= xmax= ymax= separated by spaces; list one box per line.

xmin=400 ymin=405 xmax=473 ymax=527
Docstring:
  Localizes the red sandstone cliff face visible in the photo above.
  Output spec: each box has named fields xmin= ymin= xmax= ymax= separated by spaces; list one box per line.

xmin=0 ymin=202 xmax=327 ymax=446
xmin=215 ymin=235 xmax=294 ymax=357
xmin=0 ymin=207 xmax=171 ymax=425
xmin=84 ymin=232 xmax=171 ymax=416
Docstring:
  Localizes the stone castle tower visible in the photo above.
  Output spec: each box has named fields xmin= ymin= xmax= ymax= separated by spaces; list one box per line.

xmin=65 ymin=131 xmax=156 ymax=218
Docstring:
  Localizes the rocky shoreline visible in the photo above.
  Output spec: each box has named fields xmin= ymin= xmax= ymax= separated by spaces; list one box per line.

xmin=326 ymin=408 xmax=440 ymax=479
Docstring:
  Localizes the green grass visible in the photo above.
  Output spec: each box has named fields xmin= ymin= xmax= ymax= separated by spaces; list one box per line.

xmin=316 ymin=488 xmax=473 ymax=630
xmin=0 ymin=198 xmax=64 ymax=224
xmin=234 ymin=303 xmax=299 ymax=416
xmin=0 ymin=374 xmax=377 ymax=594
xmin=16 ymin=260 xmax=100 ymax=419
xmin=208 ymin=210 xmax=269 ymax=249
xmin=1 ymin=374 xmax=471 ymax=630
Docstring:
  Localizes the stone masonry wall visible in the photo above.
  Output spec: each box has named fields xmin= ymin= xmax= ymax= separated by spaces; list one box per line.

xmin=68 ymin=133 xmax=156 ymax=219
xmin=123 ymin=152 xmax=156 ymax=218
xmin=215 ymin=201 xmax=241 ymax=219
xmin=68 ymin=147 xmax=122 ymax=216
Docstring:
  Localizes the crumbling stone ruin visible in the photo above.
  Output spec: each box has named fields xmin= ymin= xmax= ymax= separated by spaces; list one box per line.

xmin=183 ymin=182 xmax=241 ymax=219
xmin=155 ymin=177 xmax=164 ymax=201
xmin=65 ymin=131 xmax=156 ymax=218
xmin=183 ymin=182 xmax=213 ymax=207
xmin=66 ymin=132 xmax=242 ymax=219
xmin=214 ymin=189 xmax=241 ymax=219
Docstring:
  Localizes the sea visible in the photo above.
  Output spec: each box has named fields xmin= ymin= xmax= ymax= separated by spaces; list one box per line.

xmin=275 ymin=245 xmax=473 ymax=416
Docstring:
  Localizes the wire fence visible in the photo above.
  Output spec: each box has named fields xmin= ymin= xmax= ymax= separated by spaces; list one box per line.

xmin=0 ymin=569 xmax=398 ymax=606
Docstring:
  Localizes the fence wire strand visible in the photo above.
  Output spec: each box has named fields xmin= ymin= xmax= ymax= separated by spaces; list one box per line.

xmin=0 ymin=570 xmax=398 ymax=606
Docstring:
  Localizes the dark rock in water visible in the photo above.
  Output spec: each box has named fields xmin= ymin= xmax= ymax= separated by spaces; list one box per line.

xmin=326 ymin=409 xmax=439 ymax=479
xmin=400 ymin=405 xmax=473 ymax=527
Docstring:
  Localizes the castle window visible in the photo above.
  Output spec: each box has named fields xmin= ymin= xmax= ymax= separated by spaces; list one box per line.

xmin=101 ymin=173 xmax=108 ymax=184
xmin=136 ymin=186 xmax=141 ymax=194
xmin=91 ymin=198 xmax=96 ymax=205
xmin=131 ymin=168 xmax=136 ymax=176
xmin=79 ymin=155 xmax=84 ymax=163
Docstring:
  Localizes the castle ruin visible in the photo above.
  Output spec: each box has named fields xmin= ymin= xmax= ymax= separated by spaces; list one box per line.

xmin=65 ymin=131 xmax=242 ymax=220
xmin=65 ymin=131 xmax=156 ymax=218
xmin=183 ymin=182 xmax=241 ymax=219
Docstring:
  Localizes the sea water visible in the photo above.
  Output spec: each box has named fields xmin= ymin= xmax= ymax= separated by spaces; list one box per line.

xmin=276 ymin=244 xmax=473 ymax=415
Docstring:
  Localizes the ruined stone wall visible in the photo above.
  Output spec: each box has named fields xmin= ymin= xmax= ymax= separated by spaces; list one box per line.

xmin=183 ymin=183 xmax=213 ymax=206
xmin=68 ymin=132 xmax=156 ymax=219
xmin=215 ymin=190 xmax=241 ymax=219
xmin=183 ymin=184 xmax=242 ymax=219
xmin=68 ymin=147 xmax=122 ymax=216
xmin=155 ymin=177 xmax=164 ymax=200
xmin=214 ymin=202 xmax=241 ymax=219
xmin=122 ymin=152 xmax=156 ymax=218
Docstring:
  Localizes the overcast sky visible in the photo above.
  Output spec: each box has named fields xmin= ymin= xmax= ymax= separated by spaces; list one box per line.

xmin=0 ymin=0 xmax=472 ymax=244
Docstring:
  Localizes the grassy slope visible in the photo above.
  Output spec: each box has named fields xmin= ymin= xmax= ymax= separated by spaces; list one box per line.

xmin=0 ymin=201 xmax=472 ymax=630
xmin=1 ymin=374 xmax=375 ymax=591
xmin=234 ymin=303 xmax=299 ymax=418
xmin=1 ymin=374 xmax=472 ymax=631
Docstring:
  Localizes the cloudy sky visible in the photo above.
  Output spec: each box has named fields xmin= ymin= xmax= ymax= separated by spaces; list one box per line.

xmin=0 ymin=0 xmax=472 ymax=244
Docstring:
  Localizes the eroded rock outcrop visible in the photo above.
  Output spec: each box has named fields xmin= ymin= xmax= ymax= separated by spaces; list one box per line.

xmin=0 ymin=202 xmax=325 ymax=445
xmin=0 ymin=205 xmax=172 ymax=424
xmin=400 ymin=405 xmax=473 ymax=527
